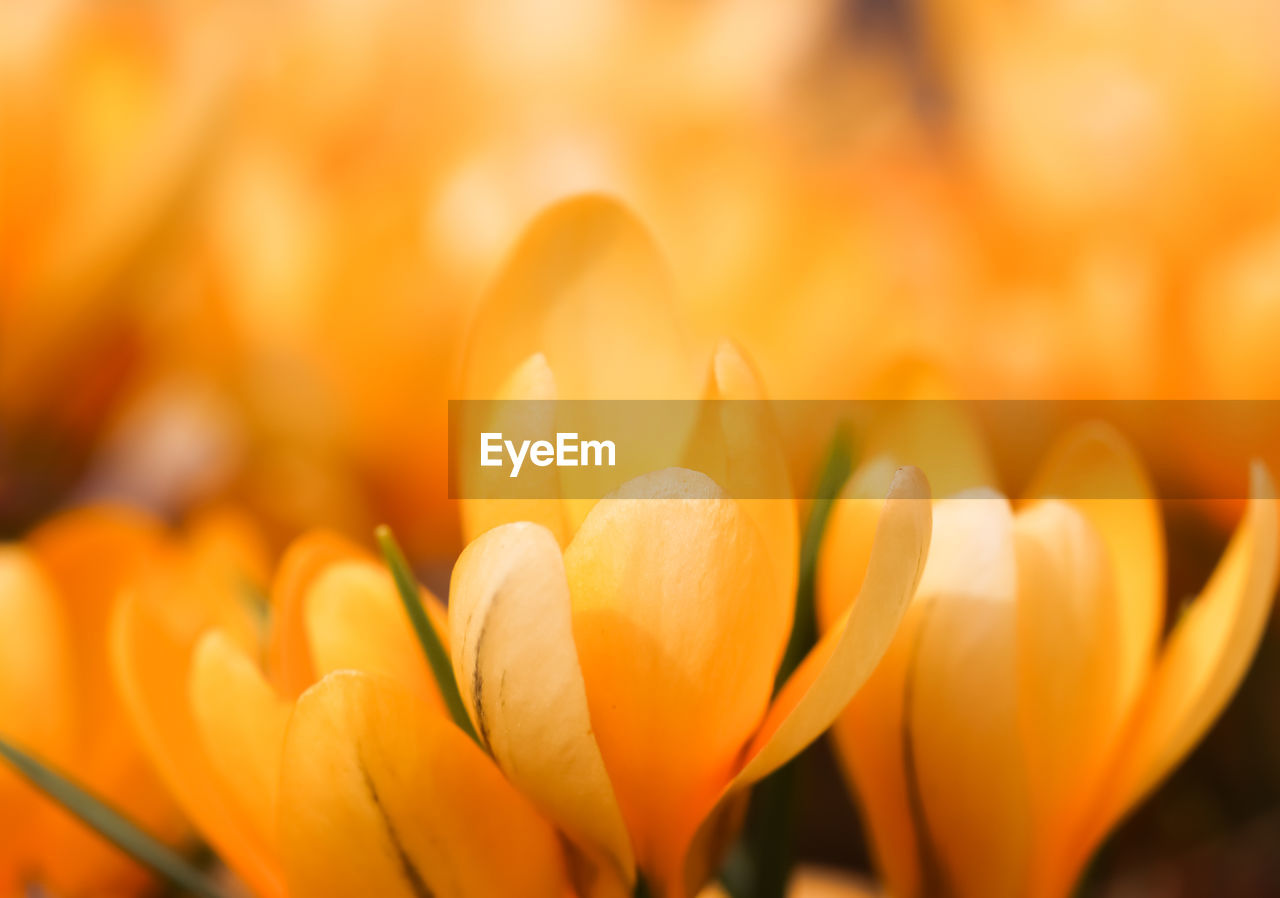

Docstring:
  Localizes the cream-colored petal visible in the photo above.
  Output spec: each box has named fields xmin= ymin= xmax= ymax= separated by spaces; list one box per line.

xmin=1025 ymin=422 xmax=1164 ymax=726
xmin=1076 ymin=462 xmax=1278 ymax=868
xmin=564 ymin=468 xmax=782 ymax=888
xmin=277 ymin=671 xmax=569 ymax=898
xmin=734 ymin=465 xmax=930 ymax=786
xmin=188 ymin=630 xmax=291 ymax=857
xmin=449 ymin=521 xmax=634 ymax=885
xmin=909 ymin=496 xmax=1030 ymax=898
xmin=787 ymin=866 xmax=883 ymax=898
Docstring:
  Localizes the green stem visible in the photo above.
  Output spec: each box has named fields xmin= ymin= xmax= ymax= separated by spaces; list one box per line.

xmin=376 ymin=525 xmax=482 ymax=747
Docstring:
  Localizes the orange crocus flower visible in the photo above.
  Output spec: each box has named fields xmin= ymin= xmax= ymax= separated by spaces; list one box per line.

xmin=0 ymin=505 xmax=262 ymax=896
xmin=819 ymin=422 xmax=1279 ymax=898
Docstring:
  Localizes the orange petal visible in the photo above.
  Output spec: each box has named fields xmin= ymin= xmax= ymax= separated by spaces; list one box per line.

xmin=111 ymin=587 xmax=285 ymax=898
xmin=1013 ymin=501 xmax=1125 ymax=896
xmin=815 ymin=462 xmax=932 ymax=898
xmin=685 ymin=339 xmax=799 ymax=610
xmin=462 ymin=194 xmax=700 ymax=402
xmin=1077 ymin=462 xmax=1279 ymax=868
xmin=188 ymin=630 xmax=292 ymax=859
xmin=861 ymin=384 xmax=997 ymax=499
xmin=277 ymin=671 xmax=570 ymax=898
xmin=1025 ymin=422 xmax=1165 ymax=726
xmin=459 ymin=352 xmax=571 ymax=546
xmin=267 ymin=529 xmax=370 ymax=698
xmin=564 ymin=468 xmax=782 ymax=887
xmin=733 ymin=465 xmax=930 ymax=785
xmin=0 ymin=547 xmax=74 ymax=764
xmin=450 ymin=521 xmax=634 ymax=886
xmin=304 ymin=559 xmax=441 ymax=707
xmin=26 ymin=507 xmax=166 ymax=767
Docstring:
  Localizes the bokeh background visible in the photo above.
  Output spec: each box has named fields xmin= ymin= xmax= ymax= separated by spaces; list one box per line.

xmin=4 ymin=0 xmax=1280 ymax=894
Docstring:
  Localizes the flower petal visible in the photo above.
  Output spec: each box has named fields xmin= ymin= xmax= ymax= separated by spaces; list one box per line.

xmin=732 ymin=465 xmax=930 ymax=786
xmin=305 ymin=559 xmax=442 ymax=707
xmin=684 ymin=339 xmax=799 ymax=608
xmin=459 ymin=352 xmax=571 ymax=546
xmin=450 ymin=521 xmax=634 ymax=887
xmin=1025 ymin=422 xmax=1164 ymax=725
xmin=267 ymin=529 xmax=370 ymax=699
xmin=564 ymin=468 xmax=782 ymax=886
xmin=908 ymin=496 xmax=1030 ymax=898
xmin=111 ymin=587 xmax=285 ymax=898
xmin=27 ymin=507 xmax=166 ymax=764
xmin=462 ymin=194 xmax=700 ymax=402
xmin=1013 ymin=501 xmax=1124 ymax=895
xmin=188 ymin=630 xmax=291 ymax=859
xmin=277 ymin=670 xmax=569 ymax=898
xmin=0 ymin=548 xmax=74 ymax=767
xmin=1078 ymin=462 xmax=1279 ymax=863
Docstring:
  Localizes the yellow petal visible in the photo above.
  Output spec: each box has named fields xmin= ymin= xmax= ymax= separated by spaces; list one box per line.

xmin=817 ymin=464 xmax=933 ymax=898
xmin=685 ymin=339 xmax=799 ymax=610
xmin=826 ymin=601 xmax=929 ymax=898
xmin=564 ymin=468 xmax=782 ymax=887
xmin=450 ymin=521 xmax=634 ymax=886
xmin=1077 ymin=462 xmax=1279 ymax=866
xmin=861 ymin=378 xmax=997 ymax=499
xmin=459 ymin=351 xmax=571 ymax=546
xmin=1025 ymin=422 xmax=1164 ymax=725
xmin=462 ymin=194 xmax=700 ymax=402
xmin=277 ymin=670 xmax=570 ymax=898
xmin=908 ymin=496 xmax=1031 ymax=898
xmin=188 ymin=630 xmax=292 ymax=859
xmin=732 ymin=465 xmax=930 ymax=786
xmin=111 ymin=588 xmax=286 ymax=898
xmin=267 ymin=529 xmax=370 ymax=699
xmin=1013 ymin=501 xmax=1125 ymax=896
xmin=304 ymin=559 xmax=441 ymax=707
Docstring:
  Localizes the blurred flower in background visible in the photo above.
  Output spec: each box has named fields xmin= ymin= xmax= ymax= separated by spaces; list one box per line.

xmin=3 ymin=0 xmax=1280 ymax=894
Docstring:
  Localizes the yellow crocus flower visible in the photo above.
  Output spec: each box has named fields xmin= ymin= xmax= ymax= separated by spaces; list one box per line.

xmin=448 ymin=469 xmax=929 ymax=898
xmin=447 ymin=192 xmax=932 ymax=895
xmin=818 ymin=422 xmax=1279 ymax=898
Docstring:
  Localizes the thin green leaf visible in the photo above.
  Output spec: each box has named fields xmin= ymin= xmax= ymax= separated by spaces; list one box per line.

xmin=0 ymin=737 xmax=227 ymax=898
xmin=375 ymin=524 xmax=482 ymax=747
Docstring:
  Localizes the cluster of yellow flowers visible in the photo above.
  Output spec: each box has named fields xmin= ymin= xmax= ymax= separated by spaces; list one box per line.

xmin=3 ymin=0 xmax=1280 ymax=897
